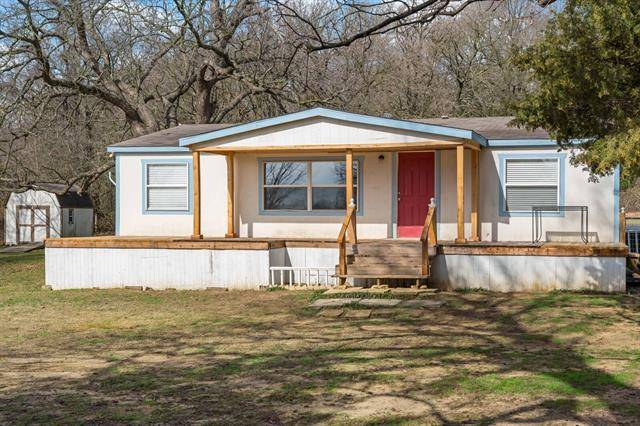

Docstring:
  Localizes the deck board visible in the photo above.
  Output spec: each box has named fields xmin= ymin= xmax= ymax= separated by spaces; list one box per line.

xmin=44 ymin=236 xmax=628 ymax=257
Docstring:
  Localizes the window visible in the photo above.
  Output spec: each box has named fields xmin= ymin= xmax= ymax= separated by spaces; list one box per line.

xmin=262 ymin=159 xmax=359 ymax=212
xmin=144 ymin=162 xmax=190 ymax=212
xmin=503 ymin=157 xmax=560 ymax=213
xmin=67 ymin=209 xmax=74 ymax=225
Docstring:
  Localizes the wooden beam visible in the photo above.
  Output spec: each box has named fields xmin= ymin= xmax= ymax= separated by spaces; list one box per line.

xmin=345 ymin=149 xmax=356 ymax=243
xmin=226 ymin=152 xmax=237 ymax=238
xmin=191 ymin=151 xmax=203 ymax=239
xmin=470 ymin=149 xmax=480 ymax=241
xmin=456 ymin=145 xmax=466 ymax=243
xmin=620 ymin=208 xmax=626 ymax=245
xmin=196 ymin=141 xmax=465 ymax=154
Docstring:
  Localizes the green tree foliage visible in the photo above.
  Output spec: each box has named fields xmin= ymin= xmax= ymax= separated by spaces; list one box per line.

xmin=512 ymin=0 xmax=640 ymax=188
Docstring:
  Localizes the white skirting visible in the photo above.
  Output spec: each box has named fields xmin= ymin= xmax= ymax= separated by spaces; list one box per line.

xmin=45 ymin=247 xmax=626 ymax=292
xmin=45 ymin=247 xmax=340 ymax=290
xmin=429 ymin=255 xmax=626 ymax=292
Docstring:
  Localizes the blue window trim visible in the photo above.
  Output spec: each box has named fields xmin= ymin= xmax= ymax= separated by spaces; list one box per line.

xmin=257 ymin=156 xmax=364 ymax=217
xmin=141 ymin=158 xmax=193 ymax=215
xmin=498 ymin=153 xmax=566 ymax=218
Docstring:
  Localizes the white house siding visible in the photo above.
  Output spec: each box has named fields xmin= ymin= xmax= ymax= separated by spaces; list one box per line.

xmin=45 ymin=247 xmax=271 ymax=290
xmin=430 ymin=254 xmax=626 ymax=292
xmin=116 ymin=121 xmax=615 ymax=243
xmin=117 ymin=153 xmax=228 ymax=237
xmin=4 ymin=190 xmax=62 ymax=245
xmin=236 ymin=152 xmax=393 ymax=239
xmin=200 ymin=117 xmax=459 ymax=149
xmin=437 ymin=147 xmax=615 ymax=242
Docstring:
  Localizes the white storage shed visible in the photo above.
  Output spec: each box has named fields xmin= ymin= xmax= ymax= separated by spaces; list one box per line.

xmin=4 ymin=183 xmax=93 ymax=245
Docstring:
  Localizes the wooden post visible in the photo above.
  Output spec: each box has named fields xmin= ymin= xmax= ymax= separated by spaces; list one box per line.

xmin=191 ymin=151 xmax=203 ymax=239
xmin=470 ymin=149 xmax=480 ymax=241
xmin=456 ymin=145 xmax=466 ymax=243
xmin=226 ymin=152 xmax=236 ymax=238
xmin=620 ymin=207 xmax=626 ymax=245
xmin=345 ymin=149 xmax=356 ymax=243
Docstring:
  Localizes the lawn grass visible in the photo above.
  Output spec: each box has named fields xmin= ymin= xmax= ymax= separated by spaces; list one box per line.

xmin=1 ymin=250 xmax=639 ymax=424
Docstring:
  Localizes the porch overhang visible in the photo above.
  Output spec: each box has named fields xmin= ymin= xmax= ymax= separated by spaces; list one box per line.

xmin=192 ymin=140 xmax=481 ymax=153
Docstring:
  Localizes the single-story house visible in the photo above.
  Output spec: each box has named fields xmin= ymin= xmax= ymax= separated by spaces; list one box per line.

xmin=45 ymin=108 xmax=627 ymax=292
xmin=5 ymin=183 xmax=93 ymax=245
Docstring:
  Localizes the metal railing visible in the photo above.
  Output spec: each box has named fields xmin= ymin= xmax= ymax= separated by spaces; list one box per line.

xmin=269 ymin=266 xmax=337 ymax=287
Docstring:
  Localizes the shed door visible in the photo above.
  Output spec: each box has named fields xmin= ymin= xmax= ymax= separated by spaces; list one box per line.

xmin=16 ymin=205 xmax=50 ymax=244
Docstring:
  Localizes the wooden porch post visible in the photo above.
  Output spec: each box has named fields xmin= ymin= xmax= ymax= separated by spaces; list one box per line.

xmin=470 ymin=149 xmax=480 ymax=241
xmin=456 ymin=145 xmax=466 ymax=243
xmin=345 ymin=149 xmax=356 ymax=243
xmin=191 ymin=151 xmax=203 ymax=239
xmin=226 ymin=152 xmax=236 ymax=238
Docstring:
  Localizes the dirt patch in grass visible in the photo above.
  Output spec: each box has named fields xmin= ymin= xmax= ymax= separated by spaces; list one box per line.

xmin=1 ymin=251 xmax=640 ymax=424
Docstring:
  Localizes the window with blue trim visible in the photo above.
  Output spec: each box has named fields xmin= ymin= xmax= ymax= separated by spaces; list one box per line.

xmin=503 ymin=158 xmax=560 ymax=213
xmin=262 ymin=160 xmax=359 ymax=211
xmin=144 ymin=163 xmax=190 ymax=211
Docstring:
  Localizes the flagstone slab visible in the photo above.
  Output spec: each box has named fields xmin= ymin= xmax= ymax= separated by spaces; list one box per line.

xmin=318 ymin=308 xmax=344 ymax=318
xmin=398 ymin=299 xmax=446 ymax=308
xmin=358 ymin=298 xmax=402 ymax=307
xmin=370 ymin=308 xmax=397 ymax=318
xmin=309 ymin=298 xmax=360 ymax=308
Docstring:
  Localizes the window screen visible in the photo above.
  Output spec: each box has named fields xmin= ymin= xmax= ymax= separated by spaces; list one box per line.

xmin=146 ymin=163 xmax=189 ymax=211
xmin=504 ymin=158 xmax=559 ymax=212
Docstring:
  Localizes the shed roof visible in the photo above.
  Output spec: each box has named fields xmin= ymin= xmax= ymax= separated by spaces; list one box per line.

xmin=15 ymin=183 xmax=94 ymax=208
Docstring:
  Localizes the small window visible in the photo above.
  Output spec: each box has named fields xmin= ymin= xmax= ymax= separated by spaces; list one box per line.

xmin=504 ymin=158 xmax=559 ymax=212
xmin=262 ymin=160 xmax=359 ymax=212
xmin=145 ymin=163 xmax=189 ymax=211
xmin=67 ymin=209 xmax=74 ymax=225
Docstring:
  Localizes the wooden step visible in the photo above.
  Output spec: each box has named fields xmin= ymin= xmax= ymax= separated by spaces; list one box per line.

xmin=351 ymin=245 xmax=432 ymax=257
xmin=347 ymin=255 xmax=423 ymax=266
xmin=334 ymin=273 xmax=429 ymax=279
xmin=336 ymin=265 xmax=426 ymax=276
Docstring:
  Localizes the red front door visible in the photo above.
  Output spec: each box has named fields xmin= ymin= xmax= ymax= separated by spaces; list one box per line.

xmin=397 ymin=152 xmax=435 ymax=238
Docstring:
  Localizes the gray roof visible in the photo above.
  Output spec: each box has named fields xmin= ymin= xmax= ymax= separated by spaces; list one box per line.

xmin=110 ymin=124 xmax=235 ymax=148
xmin=109 ymin=116 xmax=550 ymax=149
xmin=414 ymin=116 xmax=550 ymax=140
xmin=19 ymin=183 xmax=93 ymax=208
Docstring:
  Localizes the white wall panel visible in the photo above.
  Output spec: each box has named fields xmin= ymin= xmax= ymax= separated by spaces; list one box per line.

xmin=430 ymin=255 xmax=626 ymax=292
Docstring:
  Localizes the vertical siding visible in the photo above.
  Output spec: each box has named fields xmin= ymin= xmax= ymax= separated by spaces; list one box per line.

xmin=46 ymin=248 xmax=271 ymax=290
xmin=430 ymin=255 xmax=626 ymax=292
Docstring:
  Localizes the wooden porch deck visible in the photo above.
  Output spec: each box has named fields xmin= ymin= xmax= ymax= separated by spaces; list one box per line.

xmin=44 ymin=236 xmax=628 ymax=257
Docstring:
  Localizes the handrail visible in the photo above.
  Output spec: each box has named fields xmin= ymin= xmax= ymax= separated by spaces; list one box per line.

xmin=420 ymin=198 xmax=438 ymax=276
xmin=337 ymin=200 xmax=357 ymax=282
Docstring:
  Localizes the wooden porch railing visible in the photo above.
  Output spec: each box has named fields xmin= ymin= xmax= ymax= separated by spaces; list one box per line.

xmin=420 ymin=198 xmax=438 ymax=276
xmin=337 ymin=199 xmax=357 ymax=279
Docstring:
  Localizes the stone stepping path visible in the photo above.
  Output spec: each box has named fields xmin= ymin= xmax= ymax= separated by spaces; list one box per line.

xmin=308 ymin=298 xmax=445 ymax=309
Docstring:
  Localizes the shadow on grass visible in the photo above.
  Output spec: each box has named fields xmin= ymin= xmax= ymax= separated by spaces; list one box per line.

xmin=0 ymin=291 xmax=639 ymax=424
